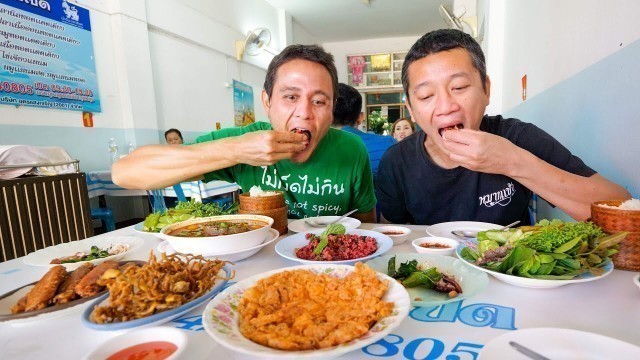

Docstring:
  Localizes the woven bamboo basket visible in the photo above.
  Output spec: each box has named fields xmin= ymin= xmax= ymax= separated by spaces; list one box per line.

xmin=239 ymin=192 xmax=285 ymax=212
xmin=591 ymin=200 xmax=640 ymax=271
xmin=239 ymin=206 xmax=288 ymax=235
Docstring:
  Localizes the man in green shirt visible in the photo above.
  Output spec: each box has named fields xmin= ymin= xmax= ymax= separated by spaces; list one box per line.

xmin=113 ymin=45 xmax=376 ymax=221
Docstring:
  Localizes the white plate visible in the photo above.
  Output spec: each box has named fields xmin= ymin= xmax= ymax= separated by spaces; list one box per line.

xmin=275 ymin=228 xmax=393 ymax=265
xmin=82 ymin=266 xmax=231 ymax=331
xmin=22 ymin=236 xmax=144 ymax=271
xmin=479 ymin=327 xmax=640 ymax=359
xmin=366 ymin=253 xmax=489 ymax=307
xmin=202 ymin=264 xmax=411 ymax=359
xmin=82 ymin=326 xmax=187 ymax=360
xmin=0 ymin=260 xmax=145 ymax=325
xmin=288 ymin=216 xmax=361 ymax=233
xmin=455 ymin=243 xmax=614 ymax=288
xmin=426 ymin=221 xmax=503 ymax=239
xmin=157 ymin=228 xmax=280 ymax=262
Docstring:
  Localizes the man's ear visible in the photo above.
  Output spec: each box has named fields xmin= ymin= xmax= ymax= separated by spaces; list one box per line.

xmin=261 ymin=90 xmax=271 ymax=111
xmin=484 ymin=76 xmax=491 ymax=105
xmin=356 ymin=112 xmax=364 ymax=126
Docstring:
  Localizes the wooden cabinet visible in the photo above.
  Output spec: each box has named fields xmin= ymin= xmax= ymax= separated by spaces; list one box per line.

xmin=347 ymin=51 xmax=407 ymax=89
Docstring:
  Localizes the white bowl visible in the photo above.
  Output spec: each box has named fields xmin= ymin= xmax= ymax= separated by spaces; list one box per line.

xmin=412 ymin=236 xmax=459 ymax=256
xmin=371 ymin=226 xmax=412 ymax=245
xmin=82 ymin=326 xmax=187 ymax=360
xmin=160 ymin=214 xmax=274 ymax=254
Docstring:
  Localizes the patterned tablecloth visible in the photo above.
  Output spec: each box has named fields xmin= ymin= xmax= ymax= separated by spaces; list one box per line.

xmin=85 ymin=170 xmax=240 ymax=201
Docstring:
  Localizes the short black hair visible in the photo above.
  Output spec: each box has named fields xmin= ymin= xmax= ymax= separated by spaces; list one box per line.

xmin=264 ymin=44 xmax=338 ymax=103
xmin=164 ymin=128 xmax=183 ymax=140
xmin=402 ymin=29 xmax=487 ymax=104
xmin=333 ymin=83 xmax=362 ymax=127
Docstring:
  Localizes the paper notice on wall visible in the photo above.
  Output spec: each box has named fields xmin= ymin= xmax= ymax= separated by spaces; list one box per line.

xmin=233 ymin=80 xmax=255 ymax=126
xmin=0 ymin=0 xmax=101 ymax=112
xmin=380 ymin=106 xmax=388 ymax=117
xmin=371 ymin=54 xmax=391 ymax=71
xmin=348 ymin=56 xmax=366 ymax=86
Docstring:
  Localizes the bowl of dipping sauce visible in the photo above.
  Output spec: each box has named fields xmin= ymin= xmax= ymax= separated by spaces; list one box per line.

xmin=412 ymin=237 xmax=459 ymax=256
xmin=371 ymin=226 xmax=412 ymax=245
xmin=83 ymin=326 xmax=187 ymax=360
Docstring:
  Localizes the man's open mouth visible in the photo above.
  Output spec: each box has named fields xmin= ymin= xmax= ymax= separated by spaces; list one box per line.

xmin=291 ymin=127 xmax=311 ymax=142
xmin=438 ymin=124 xmax=464 ymax=137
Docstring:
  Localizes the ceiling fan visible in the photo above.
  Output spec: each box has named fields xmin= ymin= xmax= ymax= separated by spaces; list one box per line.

xmin=235 ymin=28 xmax=279 ymax=61
xmin=438 ymin=4 xmax=480 ymax=40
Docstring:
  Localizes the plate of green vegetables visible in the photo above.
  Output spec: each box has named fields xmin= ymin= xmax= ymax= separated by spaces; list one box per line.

xmin=135 ymin=200 xmax=238 ymax=235
xmin=457 ymin=219 xmax=626 ymax=288
xmin=366 ymin=253 xmax=488 ymax=306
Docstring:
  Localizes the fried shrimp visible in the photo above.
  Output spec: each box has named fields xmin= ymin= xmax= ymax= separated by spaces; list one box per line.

xmin=91 ymin=252 xmax=232 ymax=324
xmin=238 ymin=263 xmax=393 ymax=350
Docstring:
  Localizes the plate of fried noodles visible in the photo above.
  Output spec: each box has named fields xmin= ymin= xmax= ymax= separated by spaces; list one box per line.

xmin=82 ymin=252 xmax=233 ymax=331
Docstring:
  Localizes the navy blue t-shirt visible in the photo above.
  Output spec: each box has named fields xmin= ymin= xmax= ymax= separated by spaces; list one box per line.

xmin=375 ymin=115 xmax=596 ymax=225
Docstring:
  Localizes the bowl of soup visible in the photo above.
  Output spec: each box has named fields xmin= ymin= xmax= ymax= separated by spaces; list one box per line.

xmin=160 ymin=215 xmax=274 ymax=254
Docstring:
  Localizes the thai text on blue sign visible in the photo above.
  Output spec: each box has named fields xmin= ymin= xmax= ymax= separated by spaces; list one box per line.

xmin=0 ymin=0 xmax=101 ymax=112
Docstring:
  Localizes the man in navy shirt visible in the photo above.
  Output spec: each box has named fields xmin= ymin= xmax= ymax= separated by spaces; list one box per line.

xmin=333 ymin=83 xmax=395 ymax=180
xmin=376 ymin=29 xmax=630 ymax=225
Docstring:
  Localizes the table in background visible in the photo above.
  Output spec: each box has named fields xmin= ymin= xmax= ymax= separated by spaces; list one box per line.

xmin=85 ymin=170 xmax=240 ymax=202
xmin=0 ymin=223 xmax=639 ymax=359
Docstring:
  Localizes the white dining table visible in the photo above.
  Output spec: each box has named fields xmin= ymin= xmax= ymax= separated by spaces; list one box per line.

xmin=0 ymin=223 xmax=639 ymax=360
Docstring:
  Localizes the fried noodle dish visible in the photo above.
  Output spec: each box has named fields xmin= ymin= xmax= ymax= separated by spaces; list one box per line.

xmin=91 ymin=252 xmax=231 ymax=323
xmin=238 ymin=263 xmax=393 ymax=350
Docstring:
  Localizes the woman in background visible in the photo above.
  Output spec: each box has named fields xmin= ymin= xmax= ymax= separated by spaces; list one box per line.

xmin=391 ymin=118 xmax=415 ymax=142
xmin=165 ymin=128 xmax=184 ymax=145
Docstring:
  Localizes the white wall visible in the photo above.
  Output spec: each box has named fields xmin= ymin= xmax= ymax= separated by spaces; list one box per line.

xmin=499 ymin=0 xmax=640 ymax=220
xmin=501 ymin=0 xmax=640 ymax=112
xmin=0 ymin=0 xmax=287 ymax=170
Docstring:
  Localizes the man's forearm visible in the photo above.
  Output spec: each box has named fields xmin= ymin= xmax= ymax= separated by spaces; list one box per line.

xmin=510 ymin=151 xmax=631 ymax=220
xmin=112 ymin=139 xmax=237 ymax=189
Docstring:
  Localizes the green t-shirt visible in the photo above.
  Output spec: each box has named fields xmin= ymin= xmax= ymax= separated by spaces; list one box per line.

xmin=195 ymin=122 xmax=376 ymax=219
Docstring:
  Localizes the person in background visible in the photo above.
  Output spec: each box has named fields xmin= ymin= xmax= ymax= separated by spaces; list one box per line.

xmin=376 ymin=29 xmax=630 ymax=225
xmin=332 ymin=83 xmax=395 ymax=179
xmin=391 ymin=118 xmax=415 ymax=142
xmin=164 ymin=129 xmax=184 ymax=145
xmin=113 ymin=45 xmax=376 ymax=222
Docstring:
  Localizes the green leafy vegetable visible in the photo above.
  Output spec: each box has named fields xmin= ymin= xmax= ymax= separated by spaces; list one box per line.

xmin=463 ymin=219 xmax=627 ymax=281
xmin=141 ymin=199 xmax=238 ymax=232
xmin=386 ymin=256 xmax=443 ymax=289
xmin=313 ymin=224 xmax=346 ymax=255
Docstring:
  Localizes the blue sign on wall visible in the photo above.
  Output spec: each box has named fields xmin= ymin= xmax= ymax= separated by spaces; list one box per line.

xmin=0 ymin=0 xmax=101 ymax=112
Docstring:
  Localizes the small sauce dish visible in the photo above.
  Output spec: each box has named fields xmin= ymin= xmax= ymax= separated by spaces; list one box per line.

xmin=371 ymin=226 xmax=412 ymax=245
xmin=412 ymin=237 xmax=459 ymax=256
xmin=83 ymin=326 xmax=187 ymax=360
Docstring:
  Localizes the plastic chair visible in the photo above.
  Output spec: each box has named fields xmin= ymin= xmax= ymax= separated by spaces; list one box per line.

xmin=91 ymin=207 xmax=115 ymax=232
xmin=172 ymin=184 xmax=187 ymax=202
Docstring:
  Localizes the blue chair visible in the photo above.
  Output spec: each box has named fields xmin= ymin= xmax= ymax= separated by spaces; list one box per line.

xmin=172 ymin=184 xmax=187 ymax=202
xmin=91 ymin=207 xmax=115 ymax=232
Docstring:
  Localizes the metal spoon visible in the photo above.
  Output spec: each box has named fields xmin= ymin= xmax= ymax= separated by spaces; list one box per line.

xmin=451 ymin=220 xmax=521 ymax=239
xmin=305 ymin=209 xmax=359 ymax=228
xmin=509 ymin=341 xmax=551 ymax=360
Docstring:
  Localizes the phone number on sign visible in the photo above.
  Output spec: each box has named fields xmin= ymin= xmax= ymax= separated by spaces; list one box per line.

xmin=0 ymin=81 xmax=34 ymax=95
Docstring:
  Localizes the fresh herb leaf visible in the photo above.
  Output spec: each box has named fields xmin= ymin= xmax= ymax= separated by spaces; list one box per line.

xmin=313 ymin=224 xmax=346 ymax=255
